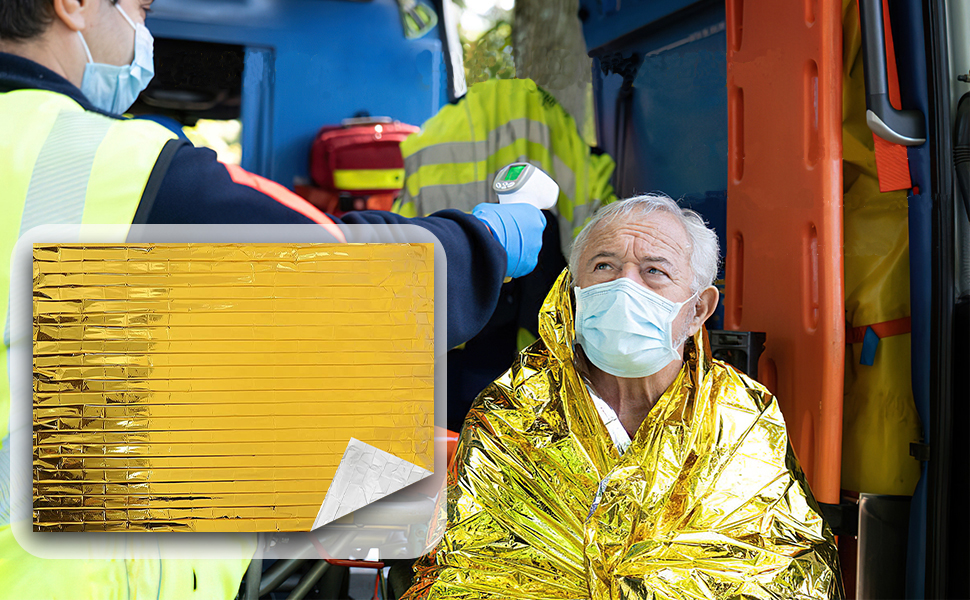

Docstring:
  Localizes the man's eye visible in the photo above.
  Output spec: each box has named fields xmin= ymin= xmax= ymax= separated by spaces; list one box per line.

xmin=646 ymin=267 xmax=667 ymax=276
xmin=594 ymin=263 xmax=611 ymax=271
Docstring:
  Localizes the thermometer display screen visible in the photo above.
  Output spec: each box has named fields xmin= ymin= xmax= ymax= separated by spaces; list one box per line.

xmin=504 ymin=165 xmax=526 ymax=181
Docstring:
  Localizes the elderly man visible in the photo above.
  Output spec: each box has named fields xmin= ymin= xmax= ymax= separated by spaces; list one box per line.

xmin=402 ymin=194 xmax=843 ymax=600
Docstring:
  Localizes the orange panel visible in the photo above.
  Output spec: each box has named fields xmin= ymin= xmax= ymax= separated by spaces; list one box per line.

xmin=725 ymin=0 xmax=844 ymax=504
xmin=871 ymin=0 xmax=913 ymax=192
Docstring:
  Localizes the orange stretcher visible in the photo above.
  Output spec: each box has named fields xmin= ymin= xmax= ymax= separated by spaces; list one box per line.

xmin=725 ymin=0 xmax=844 ymax=504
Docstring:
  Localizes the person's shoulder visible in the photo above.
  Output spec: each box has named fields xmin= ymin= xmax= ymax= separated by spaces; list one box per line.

xmin=145 ymin=145 xmax=319 ymax=225
xmin=108 ymin=116 xmax=181 ymax=148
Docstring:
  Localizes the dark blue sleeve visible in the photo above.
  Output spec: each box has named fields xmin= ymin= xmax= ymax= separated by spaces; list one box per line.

xmin=144 ymin=144 xmax=318 ymax=224
xmin=144 ymin=144 xmax=506 ymax=348
xmin=337 ymin=209 xmax=508 ymax=349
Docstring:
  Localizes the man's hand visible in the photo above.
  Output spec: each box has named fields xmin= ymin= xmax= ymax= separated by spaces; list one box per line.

xmin=472 ymin=202 xmax=546 ymax=279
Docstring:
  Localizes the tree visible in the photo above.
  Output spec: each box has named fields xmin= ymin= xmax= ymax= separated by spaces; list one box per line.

xmin=462 ymin=19 xmax=515 ymax=86
xmin=512 ymin=0 xmax=595 ymax=144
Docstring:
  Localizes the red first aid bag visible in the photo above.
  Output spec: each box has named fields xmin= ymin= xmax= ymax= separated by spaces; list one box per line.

xmin=310 ymin=117 xmax=419 ymax=195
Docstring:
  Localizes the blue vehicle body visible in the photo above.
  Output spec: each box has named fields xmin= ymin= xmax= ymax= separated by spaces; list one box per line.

xmin=145 ymin=0 xmax=451 ymax=190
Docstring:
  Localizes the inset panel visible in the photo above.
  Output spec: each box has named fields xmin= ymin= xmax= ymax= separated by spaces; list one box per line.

xmin=32 ymin=243 xmax=435 ymax=532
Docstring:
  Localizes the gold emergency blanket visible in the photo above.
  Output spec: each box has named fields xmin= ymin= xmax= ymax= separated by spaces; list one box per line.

xmin=32 ymin=243 xmax=434 ymax=532
xmin=405 ymin=271 xmax=842 ymax=599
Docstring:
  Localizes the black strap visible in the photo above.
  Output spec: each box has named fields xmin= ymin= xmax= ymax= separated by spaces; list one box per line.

xmin=132 ymin=138 xmax=189 ymax=225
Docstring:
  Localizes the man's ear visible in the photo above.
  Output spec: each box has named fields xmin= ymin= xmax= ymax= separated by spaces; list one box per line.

xmin=52 ymin=0 xmax=88 ymax=32
xmin=686 ymin=285 xmax=719 ymax=336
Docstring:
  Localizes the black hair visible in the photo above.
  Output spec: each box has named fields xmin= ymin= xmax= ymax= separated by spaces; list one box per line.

xmin=0 ymin=0 xmax=118 ymax=42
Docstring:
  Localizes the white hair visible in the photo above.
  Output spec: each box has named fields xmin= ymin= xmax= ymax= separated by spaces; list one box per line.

xmin=568 ymin=193 xmax=720 ymax=293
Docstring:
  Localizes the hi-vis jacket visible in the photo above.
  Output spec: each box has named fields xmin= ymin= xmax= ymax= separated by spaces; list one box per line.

xmin=403 ymin=270 xmax=844 ymax=600
xmin=395 ymin=78 xmax=618 ymax=256
xmin=0 ymin=85 xmax=258 ymax=600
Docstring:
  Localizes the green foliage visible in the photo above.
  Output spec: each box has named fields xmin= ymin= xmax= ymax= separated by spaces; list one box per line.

xmin=462 ymin=20 xmax=515 ymax=86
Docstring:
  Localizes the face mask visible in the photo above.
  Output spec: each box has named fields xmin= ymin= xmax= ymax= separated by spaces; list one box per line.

xmin=574 ymin=278 xmax=697 ymax=378
xmin=77 ymin=3 xmax=155 ymax=114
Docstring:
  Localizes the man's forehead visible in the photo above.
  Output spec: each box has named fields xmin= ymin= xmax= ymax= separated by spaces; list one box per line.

xmin=584 ymin=211 xmax=691 ymax=260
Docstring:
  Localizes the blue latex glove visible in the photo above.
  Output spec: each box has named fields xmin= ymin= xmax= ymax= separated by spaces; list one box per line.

xmin=472 ymin=202 xmax=547 ymax=279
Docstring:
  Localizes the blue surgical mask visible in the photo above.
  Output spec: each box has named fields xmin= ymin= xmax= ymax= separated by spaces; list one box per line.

xmin=574 ymin=278 xmax=697 ymax=378
xmin=77 ymin=4 xmax=155 ymax=114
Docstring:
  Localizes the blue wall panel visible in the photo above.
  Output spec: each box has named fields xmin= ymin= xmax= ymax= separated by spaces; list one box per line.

xmin=626 ymin=27 xmax=726 ymax=199
xmin=580 ymin=0 xmax=710 ymax=53
xmin=889 ymin=0 xmax=933 ymax=595
xmin=585 ymin=0 xmax=727 ymax=234
xmin=147 ymin=0 xmax=446 ymax=188
xmin=587 ymin=1 xmax=726 ymax=201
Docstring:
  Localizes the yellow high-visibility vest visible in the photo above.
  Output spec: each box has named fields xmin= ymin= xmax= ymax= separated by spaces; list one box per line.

xmin=0 ymin=88 xmax=253 ymax=600
xmin=394 ymin=78 xmax=617 ymax=256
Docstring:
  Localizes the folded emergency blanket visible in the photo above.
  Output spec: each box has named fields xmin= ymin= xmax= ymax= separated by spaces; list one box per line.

xmin=32 ymin=243 xmax=435 ymax=532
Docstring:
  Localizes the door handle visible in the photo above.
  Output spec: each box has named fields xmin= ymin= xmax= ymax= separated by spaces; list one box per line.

xmin=858 ymin=0 xmax=926 ymax=146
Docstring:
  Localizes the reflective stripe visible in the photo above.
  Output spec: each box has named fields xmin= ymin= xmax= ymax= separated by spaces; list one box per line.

xmin=0 ymin=435 xmax=9 ymax=526
xmin=20 ymin=111 xmax=113 ymax=236
xmin=403 ymin=140 xmax=483 ymax=173
xmin=570 ymin=194 xmax=603 ymax=230
xmin=401 ymin=180 xmax=491 ymax=211
xmin=0 ymin=430 xmax=28 ymax=529
xmin=2 ymin=108 xmax=114 ymax=525
xmin=403 ymin=117 xmax=553 ymax=172
xmin=333 ymin=168 xmax=405 ymax=191
xmin=568 ymin=210 xmax=597 ymax=243
xmin=223 ymin=163 xmax=347 ymax=242
xmin=2 ymin=301 xmax=8 ymax=350
xmin=4 ymin=110 xmax=112 ymax=348
xmin=0 ymin=93 xmax=169 ymax=528
xmin=552 ymin=154 xmax=576 ymax=201
xmin=403 ymin=117 xmax=578 ymax=214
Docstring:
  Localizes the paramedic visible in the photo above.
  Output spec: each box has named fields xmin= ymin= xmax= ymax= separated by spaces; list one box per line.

xmin=0 ymin=0 xmax=544 ymax=598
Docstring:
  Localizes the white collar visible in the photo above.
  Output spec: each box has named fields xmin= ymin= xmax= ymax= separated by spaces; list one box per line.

xmin=583 ymin=379 xmax=633 ymax=455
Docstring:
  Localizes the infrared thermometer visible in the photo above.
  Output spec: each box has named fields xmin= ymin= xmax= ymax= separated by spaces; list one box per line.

xmin=493 ymin=163 xmax=559 ymax=210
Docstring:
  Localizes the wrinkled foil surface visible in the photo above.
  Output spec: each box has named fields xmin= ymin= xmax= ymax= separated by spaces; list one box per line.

xmin=405 ymin=270 xmax=842 ymax=599
xmin=33 ymin=243 xmax=435 ymax=532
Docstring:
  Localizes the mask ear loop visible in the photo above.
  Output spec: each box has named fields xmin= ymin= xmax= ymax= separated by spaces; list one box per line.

xmin=76 ymin=4 xmax=136 ymax=65
xmin=670 ymin=290 xmax=702 ymax=351
xmin=114 ymin=3 xmax=139 ymax=30
xmin=76 ymin=31 xmax=95 ymax=64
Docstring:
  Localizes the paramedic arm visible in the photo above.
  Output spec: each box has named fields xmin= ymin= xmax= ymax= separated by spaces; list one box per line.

xmin=142 ymin=144 xmax=513 ymax=348
xmin=337 ymin=208 xmax=514 ymax=347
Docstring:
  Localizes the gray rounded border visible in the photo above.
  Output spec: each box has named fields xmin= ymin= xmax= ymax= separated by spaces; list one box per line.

xmin=9 ymin=223 xmax=448 ymax=561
